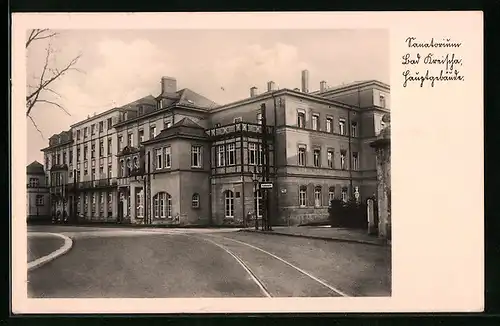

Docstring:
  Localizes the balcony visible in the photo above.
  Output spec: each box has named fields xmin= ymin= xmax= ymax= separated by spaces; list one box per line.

xmin=75 ymin=178 xmax=118 ymax=190
xmin=205 ymin=122 xmax=274 ymax=140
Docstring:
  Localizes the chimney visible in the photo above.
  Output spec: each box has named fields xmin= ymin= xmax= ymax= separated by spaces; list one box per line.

xmin=267 ymin=81 xmax=276 ymax=92
xmin=250 ymin=86 xmax=258 ymax=97
xmin=320 ymin=80 xmax=327 ymax=93
xmin=301 ymin=70 xmax=309 ymax=93
xmin=161 ymin=76 xmax=177 ymax=94
xmin=293 ymin=88 xmax=300 ymax=92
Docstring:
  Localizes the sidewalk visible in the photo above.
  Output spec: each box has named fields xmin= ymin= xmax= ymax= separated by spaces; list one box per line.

xmin=241 ymin=226 xmax=389 ymax=246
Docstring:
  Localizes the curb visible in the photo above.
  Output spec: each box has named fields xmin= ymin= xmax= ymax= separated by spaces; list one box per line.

xmin=239 ymin=229 xmax=388 ymax=247
xmin=27 ymin=233 xmax=73 ymax=272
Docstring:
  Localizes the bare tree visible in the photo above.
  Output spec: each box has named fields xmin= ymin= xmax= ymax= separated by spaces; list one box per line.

xmin=26 ymin=29 xmax=82 ymax=138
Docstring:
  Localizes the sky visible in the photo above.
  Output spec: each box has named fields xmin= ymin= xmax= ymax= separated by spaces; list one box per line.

xmin=26 ymin=29 xmax=388 ymax=164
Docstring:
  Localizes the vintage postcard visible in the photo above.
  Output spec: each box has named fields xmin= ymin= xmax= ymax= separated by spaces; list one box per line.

xmin=11 ymin=12 xmax=483 ymax=314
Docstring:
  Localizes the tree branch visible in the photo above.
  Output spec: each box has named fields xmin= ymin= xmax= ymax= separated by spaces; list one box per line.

xmin=28 ymin=114 xmax=45 ymax=140
xmin=26 ymin=29 xmax=58 ymax=48
xmin=37 ymin=99 xmax=71 ymax=116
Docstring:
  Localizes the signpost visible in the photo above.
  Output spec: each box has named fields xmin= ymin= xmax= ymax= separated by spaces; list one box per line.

xmin=260 ymin=182 xmax=273 ymax=189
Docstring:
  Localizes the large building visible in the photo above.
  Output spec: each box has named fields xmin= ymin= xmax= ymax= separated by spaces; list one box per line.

xmin=41 ymin=71 xmax=390 ymax=226
xmin=26 ymin=161 xmax=50 ymax=222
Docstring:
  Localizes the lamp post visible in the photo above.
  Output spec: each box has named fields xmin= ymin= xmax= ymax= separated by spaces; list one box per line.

xmin=252 ymin=165 xmax=259 ymax=230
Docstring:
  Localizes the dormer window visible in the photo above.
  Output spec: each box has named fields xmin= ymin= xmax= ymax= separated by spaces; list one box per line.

xmin=138 ymin=106 xmax=144 ymax=115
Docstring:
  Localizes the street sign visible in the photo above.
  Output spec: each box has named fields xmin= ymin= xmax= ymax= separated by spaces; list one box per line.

xmin=260 ymin=182 xmax=273 ymax=189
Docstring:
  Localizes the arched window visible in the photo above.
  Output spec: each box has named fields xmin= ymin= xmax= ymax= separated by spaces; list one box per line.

xmin=341 ymin=187 xmax=348 ymax=203
xmin=133 ymin=156 xmax=139 ymax=169
xmin=225 ymin=190 xmax=234 ymax=218
xmin=328 ymin=186 xmax=335 ymax=204
xmin=192 ymin=193 xmax=200 ymax=208
xmin=120 ymin=160 xmax=125 ymax=177
xmin=126 ymin=158 xmax=132 ymax=176
xmin=314 ymin=186 xmax=322 ymax=207
xmin=254 ymin=190 xmax=263 ymax=217
xmin=299 ymin=186 xmax=307 ymax=207
xmin=153 ymin=192 xmax=172 ymax=218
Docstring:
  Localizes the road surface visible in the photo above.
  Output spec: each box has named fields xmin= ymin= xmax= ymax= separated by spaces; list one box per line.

xmin=27 ymin=225 xmax=391 ymax=298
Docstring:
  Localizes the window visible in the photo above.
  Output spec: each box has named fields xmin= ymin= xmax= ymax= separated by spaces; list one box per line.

xmin=217 ymin=145 xmax=225 ymax=167
xmin=133 ymin=156 xmax=139 ymax=169
xmin=326 ymin=117 xmax=333 ymax=133
xmin=340 ymin=150 xmax=346 ymax=170
xmin=314 ymin=186 xmax=322 ymax=207
xmin=107 ymin=192 xmax=112 ymax=209
xmin=99 ymin=165 xmax=104 ymax=176
xmin=150 ymin=125 xmax=157 ymax=139
xmin=351 ymin=122 xmax=358 ymax=137
xmin=327 ymin=150 xmax=334 ymax=168
xmin=138 ymin=129 xmax=144 ymax=144
xmin=256 ymin=113 xmax=262 ymax=125
xmin=224 ymin=190 xmax=234 ymax=218
xmin=299 ymin=186 xmax=307 ymax=207
xmin=156 ymin=148 xmax=163 ymax=169
xmin=339 ymin=119 xmax=346 ymax=135
xmin=234 ymin=117 xmax=242 ymax=123
xmin=312 ymin=114 xmax=319 ymax=130
xmin=108 ymin=164 xmax=112 ymax=178
xmin=29 ymin=178 xmax=39 ymax=187
xmin=126 ymin=158 xmax=132 ymax=176
xmin=352 ymin=152 xmax=359 ymax=170
xmin=84 ymin=127 xmax=88 ymax=138
xmin=164 ymin=120 xmax=172 ymax=129
xmin=192 ymin=193 xmax=200 ymax=208
xmin=313 ymin=149 xmax=321 ymax=167
xmin=191 ymin=145 xmax=202 ymax=168
xmin=138 ymin=106 xmax=144 ymax=115
xmin=91 ymin=168 xmax=96 ymax=180
xmin=227 ymin=143 xmax=236 ymax=165
xmin=380 ymin=95 xmax=386 ymax=108
xmin=76 ymin=170 xmax=81 ymax=181
xmin=76 ymin=130 xmax=81 ymax=140
xmin=341 ymin=188 xmax=348 ymax=202
xmin=255 ymin=190 xmax=263 ymax=217
xmin=328 ymin=187 xmax=335 ymax=203
xmin=298 ymin=146 xmax=306 ymax=166
xmin=91 ymin=124 xmax=96 ymax=135
xmin=354 ymin=186 xmax=360 ymax=201
xmin=106 ymin=138 xmax=112 ymax=155
xmin=91 ymin=143 xmax=95 ymax=159
xmin=98 ymin=121 xmax=103 ymax=133
xmin=92 ymin=193 xmax=96 ymax=213
xmin=127 ymin=133 xmax=133 ymax=147
xmin=297 ymin=111 xmax=306 ymax=128
xmin=76 ymin=148 xmax=81 ymax=162
xmin=99 ymin=140 xmax=104 ymax=157
xmin=83 ymin=195 xmax=88 ymax=213
xmin=107 ymin=118 xmax=112 ymax=130
xmin=118 ymin=136 xmax=123 ymax=151
xmin=62 ymin=152 xmax=67 ymax=164
xmin=36 ymin=195 xmax=44 ymax=206
xmin=136 ymin=188 xmax=144 ymax=218
xmin=57 ymin=153 xmax=61 ymax=165
xmin=380 ymin=119 xmax=386 ymax=132
xmin=69 ymin=150 xmax=73 ymax=164
xmin=153 ymin=192 xmax=172 ymax=218
xmin=84 ymin=161 xmax=88 ymax=169
xmin=100 ymin=192 xmax=104 ymax=204
xmin=120 ymin=160 xmax=125 ymax=177
xmin=83 ymin=146 xmax=88 ymax=160
xmin=249 ymin=143 xmax=257 ymax=165
xmin=257 ymin=144 xmax=264 ymax=165
xmin=164 ymin=146 xmax=171 ymax=168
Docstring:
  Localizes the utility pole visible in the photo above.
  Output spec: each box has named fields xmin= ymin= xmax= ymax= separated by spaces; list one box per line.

xmin=260 ymin=103 xmax=272 ymax=231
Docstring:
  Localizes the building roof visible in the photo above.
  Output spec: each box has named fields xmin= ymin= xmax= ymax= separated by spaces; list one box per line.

xmin=158 ymin=88 xmax=218 ymax=110
xmin=144 ymin=118 xmax=207 ymax=144
xmin=310 ymin=79 xmax=390 ymax=95
xmin=27 ymin=161 xmax=45 ymax=175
